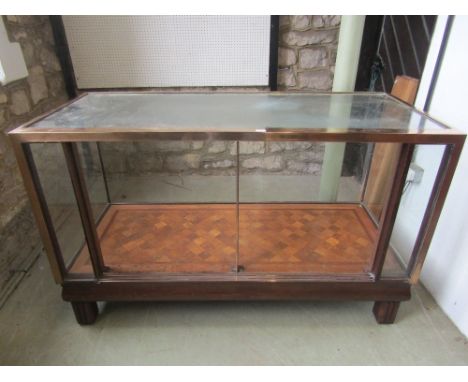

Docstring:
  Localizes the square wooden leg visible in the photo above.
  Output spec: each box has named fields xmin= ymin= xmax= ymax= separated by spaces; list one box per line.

xmin=373 ymin=301 xmax=400 ymax=324
xmin=71 ymin=301 xmax=98 ymax=325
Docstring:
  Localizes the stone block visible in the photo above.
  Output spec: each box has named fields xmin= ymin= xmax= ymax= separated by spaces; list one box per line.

xmin=312 ymin=15 xmax=341 ymax=28
xmin=0 ymin=109 xmax=5 ymax=127
xmin=191 ymin=141 xmax=204 ymax=150
xmin=207 ymin=141 xmax=227 ymax=154
xmin=20 ymin=42 xmax=36 ymax=68
xmin=290 ymin=16 xmax=310 ymax=30
xmin=41 ymin=22 xmax=56 ymax=45
xmin=103 ymin=142 xmax=137 ymax=154
xmin=203 ymin=159 xmax=234 ymax=169
xmin=12 ymin=29 xmax=28 ymax=41
xmin=329 ymin=47 xmax=338 ymax=62
xmin=242 ymin=156 xmax=283 ymax=171
xmin=236 ymin=142 xmax=265 ymax=155
xmin=16 ymin=16 xmax=46 ymax=25
xmin=297 ymin=70 xmax=332 ymax=90
xmin=328 ymin=16 xmax=341 ymax=27
xmin=0 ymin=168 xmax=16 ymax=194
xmin=296 ymin=150 xmax=324 ymax=162
xmin=278 ymin=68 xmax=296 ymax=87
xmin=166 ymin=153 xmax=201 ymax=171
xmin=46 ymin=73 xmax=66 ymax=98
xmin=278 ymin=47 xmax=297 ymax=67
xmin=152 ymin=141 xmax=192 ymax=152
xmin=279 ymin=16 xmax=290 ymax=27
xmin=299 ymin=47 xmax=328 ymax=69
xmin=128 ymin=154 xmax=163 ymax=173
xmin=28 ymin=66 xmax=49 ymax=105
xmin=287 ymin=161 xmax=321 ymax=174
xmin=9 ymin=90 xmax=31 ymax=116
xmin=282 ymin=29 xmax=338 ymax=46
xmin=269 ymin=142 xmax=314 ymax=152
xmin=39 ymin=47 xmax=62 ymax=72
xmin=311 ymin=16 xmax=325 ymax=28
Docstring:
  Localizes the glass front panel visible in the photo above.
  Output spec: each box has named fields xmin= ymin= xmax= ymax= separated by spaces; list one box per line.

xmin=29 ymin=143 xmax=92 ymax=276
xmin=383 ymin=144 xmax=445 ymax=279
xmin=238 ymin=140 xmax=373 ymax=274
xmin=31 ymin=92 xmax=448 ymax=133
xmin=94 ymin=140 xmax=237 ymax=274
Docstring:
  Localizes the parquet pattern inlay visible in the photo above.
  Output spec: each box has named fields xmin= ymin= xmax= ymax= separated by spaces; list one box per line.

xmin=70 ymin=204 xmax=380 ymax=274
xmin=239 ymin=205 xmax=375 ymax=273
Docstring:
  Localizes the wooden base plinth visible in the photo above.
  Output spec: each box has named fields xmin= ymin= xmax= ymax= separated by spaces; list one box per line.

xmin=63 ymin=283 xmax=410 ymax=325
xmin=71 ymin=301 xmax=98 ymax=325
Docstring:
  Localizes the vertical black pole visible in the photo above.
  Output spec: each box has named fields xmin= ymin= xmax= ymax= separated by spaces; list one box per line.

xmin=269 ymin=16 xmax=280 ymax=91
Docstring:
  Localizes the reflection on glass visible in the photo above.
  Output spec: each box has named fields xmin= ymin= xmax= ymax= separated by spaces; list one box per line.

xmin=82 ymin=140 xmax=238 ymax=274
xmin=31 ymin=93 xmax=447 ymax=133
xmin=100 ymin=140 xmax=236 ymax=204
xmin=29 ymin=143 xmax=92 ymax=275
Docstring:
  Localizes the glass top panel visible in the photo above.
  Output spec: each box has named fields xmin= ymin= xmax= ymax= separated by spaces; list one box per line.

xmin=30 ymin=92 xmax=447 ymax=132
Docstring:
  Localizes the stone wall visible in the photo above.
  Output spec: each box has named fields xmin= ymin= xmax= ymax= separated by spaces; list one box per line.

xmin=0 ymin=16 xmax=69 ymax=298
xmin=278 ymin=15 xmax=340 ymax=90
xmin=100 ymin=141 xmax=325 ymax=176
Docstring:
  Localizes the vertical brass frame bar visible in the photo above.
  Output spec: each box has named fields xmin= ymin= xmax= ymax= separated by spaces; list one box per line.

xmin=407 ymin=142 xmax=465 ymax=283
xmin=10 ymin=140 xmax=66 ymax=283
xmin=371 ymin=143 xmax=415 ymax=278
xmin=62 ymin=142 xmax=105 ymax=278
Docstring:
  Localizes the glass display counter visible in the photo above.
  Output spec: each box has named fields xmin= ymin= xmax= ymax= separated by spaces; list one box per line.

xmin=8 ymin=92 xmax=465 ymax=325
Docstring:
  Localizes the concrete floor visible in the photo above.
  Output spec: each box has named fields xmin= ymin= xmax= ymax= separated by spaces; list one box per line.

xmin=0 ymin=253 xmax=467 ymax=365
xmin=1 ymin=174 xmax=468 ymax=365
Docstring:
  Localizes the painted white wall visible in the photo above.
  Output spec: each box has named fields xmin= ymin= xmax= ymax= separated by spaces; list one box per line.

xmin=390 ymin=16 xmax=468 ymax=336
xmin=0 ymin=18 xmax=28 ymax=84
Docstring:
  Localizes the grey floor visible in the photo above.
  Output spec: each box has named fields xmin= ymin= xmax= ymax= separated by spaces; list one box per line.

xmin=1 ymin=174 xmax=468 ymax=365
xmin=0 ymin=253 xmax=468 ymax=365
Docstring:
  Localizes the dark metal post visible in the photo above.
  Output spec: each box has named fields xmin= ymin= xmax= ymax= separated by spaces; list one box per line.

xmin=269 ymin=15 xmax=280 ymax=91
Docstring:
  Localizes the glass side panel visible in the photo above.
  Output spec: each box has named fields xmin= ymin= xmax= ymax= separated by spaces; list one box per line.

xmin=30 ymin=92 xmax=447 ymax=132
xmin=238 ymin=140 xmax=373 ymax=274
xmin=383 ymin=144 xmax=445 ymax=279
xmin=29 ymin=143 xmax=92 ymax=276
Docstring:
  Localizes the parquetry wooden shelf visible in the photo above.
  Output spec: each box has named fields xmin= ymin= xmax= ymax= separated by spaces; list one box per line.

xmin=8 ymin=91 xmax=465 ymax=325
